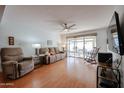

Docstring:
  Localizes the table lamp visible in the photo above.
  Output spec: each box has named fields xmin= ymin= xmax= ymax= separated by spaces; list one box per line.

xmin=62 ymin=44 xmax=66 ymax=51
xmin=32 ymin=44 xmax=41 ymax=55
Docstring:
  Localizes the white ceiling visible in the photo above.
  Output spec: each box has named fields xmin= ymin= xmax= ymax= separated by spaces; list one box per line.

xmin=1 ymin=5 xmax=118 ymax=34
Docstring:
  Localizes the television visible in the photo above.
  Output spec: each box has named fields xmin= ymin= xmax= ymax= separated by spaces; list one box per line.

xmin=107 ymin=11 xmax=124 ymax=55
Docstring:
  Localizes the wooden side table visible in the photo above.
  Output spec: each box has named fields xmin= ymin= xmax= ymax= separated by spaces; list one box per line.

xmin=39 ymin=54 xmax=45 ymax=64
xmin=32 ymin=55 xmax=41 ymax=68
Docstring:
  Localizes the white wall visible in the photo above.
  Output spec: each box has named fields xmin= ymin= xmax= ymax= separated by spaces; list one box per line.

xmin=96 ymin=28 xmax=107 ymax=52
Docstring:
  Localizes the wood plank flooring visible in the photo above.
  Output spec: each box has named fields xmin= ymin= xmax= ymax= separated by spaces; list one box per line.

xmin=0 ymin=57 xmax=97 ymax=88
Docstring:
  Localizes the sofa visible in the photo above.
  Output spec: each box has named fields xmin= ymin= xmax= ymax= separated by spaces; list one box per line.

xmin=1 ymin=48 xmax=34 ymax=79
xmin=39 ymin=47 xmax=66 ymax=64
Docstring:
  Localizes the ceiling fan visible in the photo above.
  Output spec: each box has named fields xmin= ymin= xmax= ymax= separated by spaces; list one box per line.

xmin=61 ymin=23 xmax=76 ymax=32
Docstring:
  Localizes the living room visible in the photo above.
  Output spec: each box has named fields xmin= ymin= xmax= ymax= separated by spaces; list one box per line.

xmin=0 ymin=5 xmax=124 ymax=88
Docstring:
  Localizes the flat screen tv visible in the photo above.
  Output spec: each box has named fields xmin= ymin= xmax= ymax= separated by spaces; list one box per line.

xmin=107 ymin=11 xmax=124 ymax=55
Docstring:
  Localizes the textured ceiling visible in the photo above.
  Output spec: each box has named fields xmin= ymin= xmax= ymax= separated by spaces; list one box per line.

xmin=1 ymin=5 xmax=118 ymax=34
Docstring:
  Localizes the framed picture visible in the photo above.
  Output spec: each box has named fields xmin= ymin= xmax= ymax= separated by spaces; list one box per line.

xmin=47 ymin=40 xmax=52 ymax=46
xmin=8 ymin=36 xmax=14 ymax=45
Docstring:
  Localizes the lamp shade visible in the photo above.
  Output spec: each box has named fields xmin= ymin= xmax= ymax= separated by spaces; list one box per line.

xmin=32 ymin=44 xmax=41 ymax=48
xmin=62 ymin=44 xmax=66 ymax=48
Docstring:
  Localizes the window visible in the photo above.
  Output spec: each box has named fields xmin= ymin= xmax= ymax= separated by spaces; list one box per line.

xmin=67 ymin=35 xmax=96 ymax=58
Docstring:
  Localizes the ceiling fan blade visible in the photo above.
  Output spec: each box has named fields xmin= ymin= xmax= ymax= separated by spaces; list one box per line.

xmin=68 ymin=24 xmax=76 ymax=28
xmin=69 ymin=27 xmax=77 ymax=30
xmin=60 ymin=23 xmax=76 ymax=33
xmin=60 ymin=23 xmax=65 ymax=28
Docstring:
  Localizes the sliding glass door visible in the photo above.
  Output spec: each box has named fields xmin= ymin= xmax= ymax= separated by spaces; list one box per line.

xmin=67 ymin=36 xmax=96 ymax=58
xmin=84 ymin=37 xmax=96 ymax=58
xmin=67 ymin=39 xmax=75 ymax=57
xmin=74 ymin=37 xmax=84 ymax=58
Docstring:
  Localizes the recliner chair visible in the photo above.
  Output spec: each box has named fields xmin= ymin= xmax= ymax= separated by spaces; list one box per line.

xmin=1 ymin=48 xmax=34 ymax=79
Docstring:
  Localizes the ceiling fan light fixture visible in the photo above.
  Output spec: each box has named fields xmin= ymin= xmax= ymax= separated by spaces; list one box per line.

xmin=63 ymin=28 xmax=68 ymax=32
xmin=60 ymin=23 xmax=76 ymax=32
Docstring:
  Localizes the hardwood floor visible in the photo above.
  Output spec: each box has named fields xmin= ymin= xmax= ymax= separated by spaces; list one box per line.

xmin=0 ymin=57 xmax=97 ymax=88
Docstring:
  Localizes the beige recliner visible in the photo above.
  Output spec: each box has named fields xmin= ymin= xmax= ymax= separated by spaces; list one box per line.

xmin=1 ymin=48 xmax=34 ymax=79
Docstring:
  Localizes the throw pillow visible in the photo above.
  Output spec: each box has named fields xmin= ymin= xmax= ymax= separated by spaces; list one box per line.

xmin=50 ymin=51 xmax=55 ymax=55
xmin=45 ymin=51 xmax=50 ymax=56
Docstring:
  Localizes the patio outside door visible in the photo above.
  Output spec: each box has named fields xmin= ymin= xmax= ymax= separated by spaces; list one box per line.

xmin=67 ymin=36 xmax=96 ymax=58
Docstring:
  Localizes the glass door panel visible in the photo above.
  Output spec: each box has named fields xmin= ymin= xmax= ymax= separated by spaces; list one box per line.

xmin=67 ymin=39 xmax=76 ymax=57
xmin=69 ymin=40 xmax=75 ymax=57
xmin=84 ymin=36 xmax=96 ymax=58
xmin=75 ymin=41 xmax=84 ymax=58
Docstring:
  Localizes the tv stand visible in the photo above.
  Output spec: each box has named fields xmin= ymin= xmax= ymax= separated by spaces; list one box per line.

xmin=96 ymin=63 xmax=120 ymax=88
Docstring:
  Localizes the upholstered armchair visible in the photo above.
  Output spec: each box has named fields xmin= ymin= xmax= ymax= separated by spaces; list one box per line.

xmin=1 ymin=48 xmax=34 ymax=79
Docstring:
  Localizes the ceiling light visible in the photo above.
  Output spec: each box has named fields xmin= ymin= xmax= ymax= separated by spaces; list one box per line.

xmin=63 ymin=28 xmax=68 ymax=32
